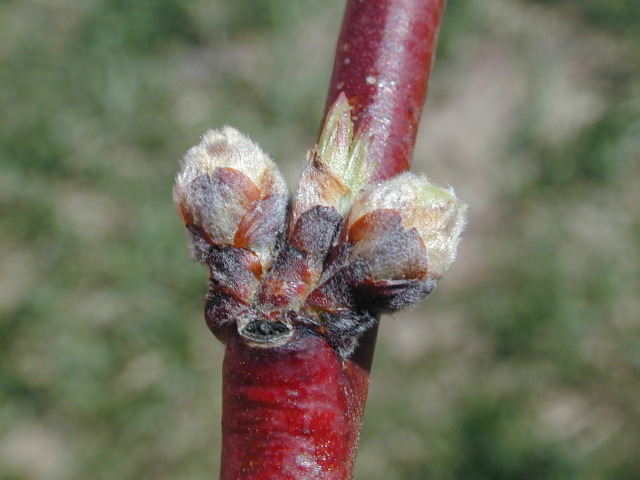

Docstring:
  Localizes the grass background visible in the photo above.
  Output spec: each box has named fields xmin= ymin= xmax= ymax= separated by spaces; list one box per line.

xmin=1 ymin=0 xmax=638 ymax=478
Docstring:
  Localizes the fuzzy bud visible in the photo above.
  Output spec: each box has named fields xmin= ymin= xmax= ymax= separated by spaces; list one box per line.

xmin=347 ymin=172 xmax=468 ymax=280
xmin=174 ymin=118 xmax=468 ymax=360
xmin=306 ymin=172 xmax=466 ymax=319
xmin=173 ymin=127 xmax=288 ymax=270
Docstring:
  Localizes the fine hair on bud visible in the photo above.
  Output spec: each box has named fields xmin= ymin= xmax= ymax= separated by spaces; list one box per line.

xmin=173 ymin=127 xmax=288 ymax=270
xmin=347 ymin=172 xmax=468 ymax=280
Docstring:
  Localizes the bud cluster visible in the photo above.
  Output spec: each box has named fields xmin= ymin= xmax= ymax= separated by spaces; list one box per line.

xmin=174 ymin=95 xmax=467 ymax=358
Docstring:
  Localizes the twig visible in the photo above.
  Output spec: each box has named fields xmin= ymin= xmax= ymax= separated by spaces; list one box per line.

xmin=173 ymin=1 xmax=464 ymax=479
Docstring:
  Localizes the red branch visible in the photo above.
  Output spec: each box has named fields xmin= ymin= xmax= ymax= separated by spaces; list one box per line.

xmin=219 ymin=1 xmax=445 ymax=478
xmin=221 ymin=335 xmax=369 ymax=480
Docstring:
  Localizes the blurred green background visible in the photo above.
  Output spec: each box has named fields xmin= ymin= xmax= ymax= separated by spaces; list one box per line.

xmin=1 ymin=0 xmax=638 ymax=479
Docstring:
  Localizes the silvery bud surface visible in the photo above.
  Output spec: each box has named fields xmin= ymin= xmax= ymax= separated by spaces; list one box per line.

xmin=173 ymin=127 xmax=288 ymax=270
xmin=306 ymin=172 xmax=467 ymax=326
xmin=346 ymin=172 xmax=468 ymax=280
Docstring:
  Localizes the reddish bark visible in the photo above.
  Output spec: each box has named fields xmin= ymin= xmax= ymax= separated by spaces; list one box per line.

xmin=221 ymin=334 xmax=369 ymax=480
xmin=219 ymin=1 xmax=446 ymax=478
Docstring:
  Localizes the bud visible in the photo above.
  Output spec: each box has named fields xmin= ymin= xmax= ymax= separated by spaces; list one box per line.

xmin=173 ymin=127 xmax=288 ymax=270
xmin=316 ymin=93 xmax=373 ymax=202
xmin=289 ymin=93 xmax=374 ymax=231
xmin=346 ymin=172 xmax=468 ymax=280
xmin=306 ymin=172 xmax=467 ymax=317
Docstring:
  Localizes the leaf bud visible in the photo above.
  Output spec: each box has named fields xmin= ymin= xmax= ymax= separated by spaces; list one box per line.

xmin=289 ymin=93 xmax=374 ymax=232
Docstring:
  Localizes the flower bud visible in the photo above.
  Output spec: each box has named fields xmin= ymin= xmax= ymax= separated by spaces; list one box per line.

xmin=173 ymin=127 xmax=288 ymax=270
xmin=306 ymin=173 xmax=466 ymax=317
xmin=346 ymin=172 xmax=468 ymax=280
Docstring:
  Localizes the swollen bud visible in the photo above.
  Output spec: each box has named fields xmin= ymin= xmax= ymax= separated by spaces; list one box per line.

xmin=173 ymin=127 xmax=288 ymax=270
xmin=347 ymin=172 xmax=468 ymax=280
xmin=306 ymin=172 xmax=467 ymax=320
